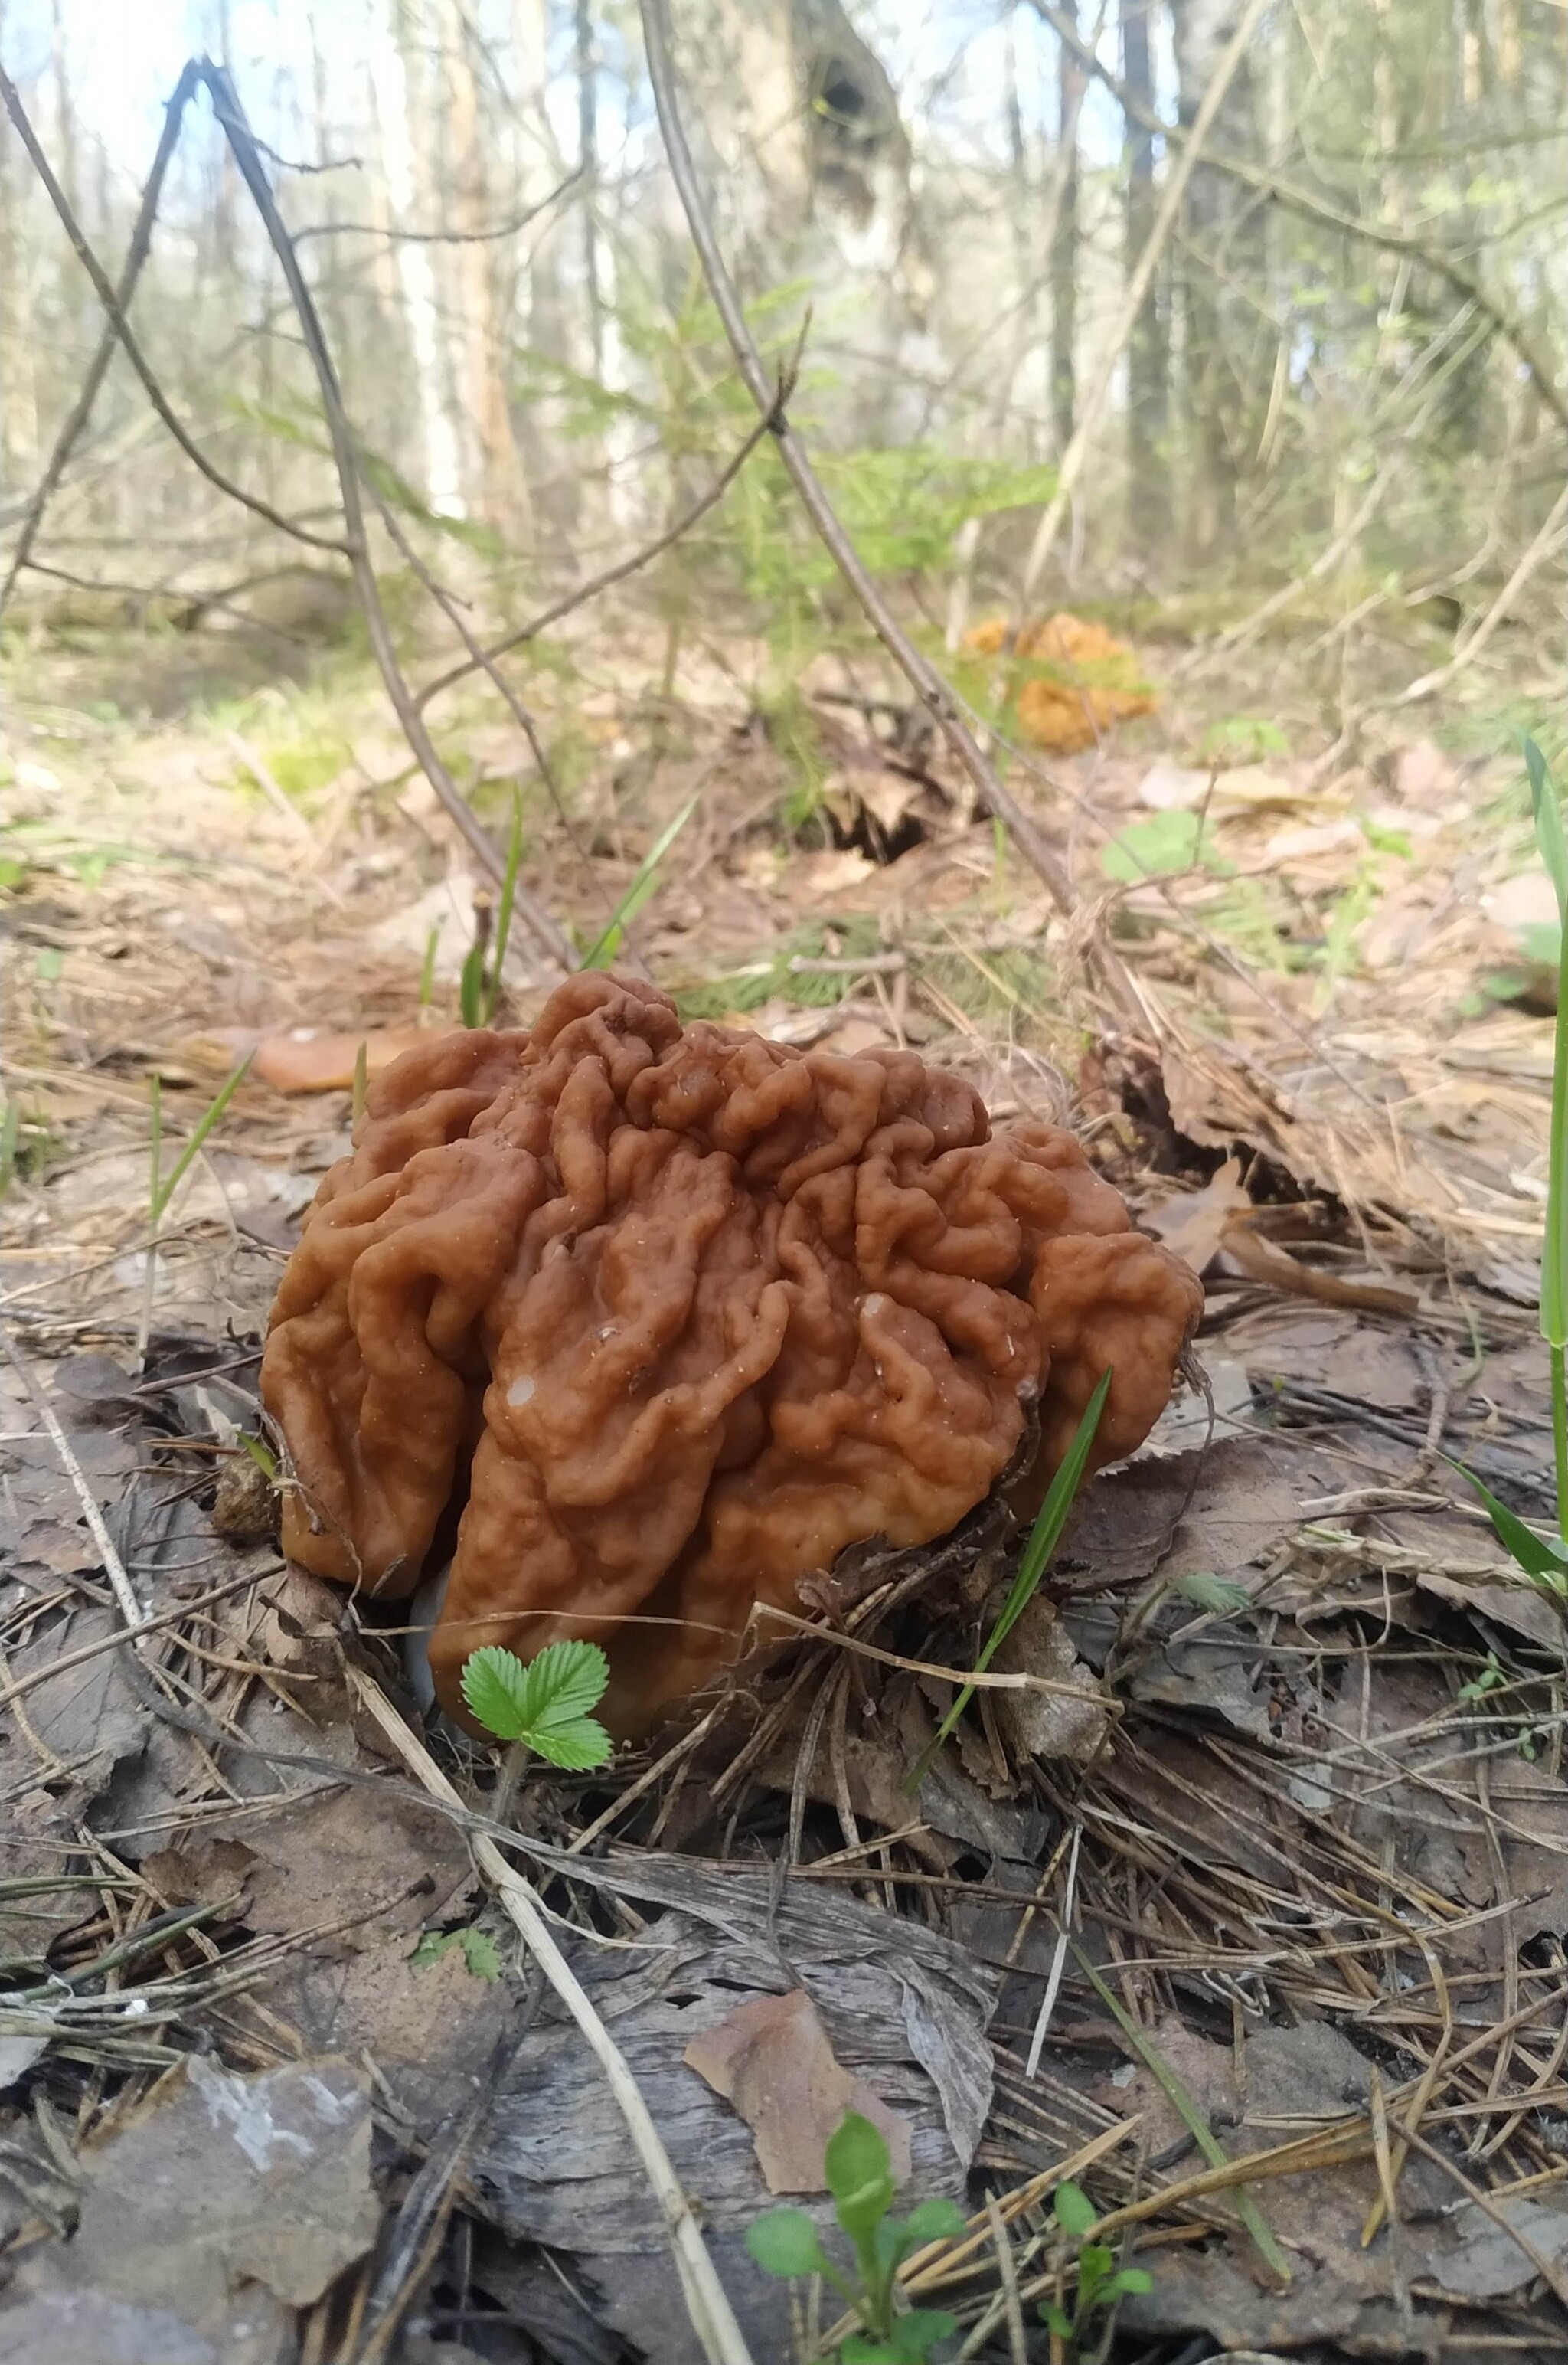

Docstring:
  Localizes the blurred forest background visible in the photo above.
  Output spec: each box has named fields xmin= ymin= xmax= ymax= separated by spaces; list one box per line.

xmin=1 ymin=0 xmax=1566 ymax=1115
xmin=2 ymin=0 xmax=1563 ymax=741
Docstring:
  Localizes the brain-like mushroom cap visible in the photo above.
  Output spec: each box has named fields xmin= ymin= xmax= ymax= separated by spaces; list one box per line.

xmin=261 ymin=974 xmax=1201 ymax=1735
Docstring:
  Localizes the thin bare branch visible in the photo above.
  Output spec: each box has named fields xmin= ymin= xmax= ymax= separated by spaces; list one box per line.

xmin=638 ymin=0 xmax=1145 ymax=1029
xmin=293 ymin=165 xmax=582 ymax=244
xmin=414 ymin=397 xmax=787 ymax=716
xmin=1015 ymin=0 xmax=1275 ymax=611
xmin=0 ymin=65 xmax=348 ymax=556
xmin=1024 ymin=0 xmax=1568 ymax=431
xmin=0 ymin=65 xmax=202 ymax=626
xmin=198 ymin=59 xmax=574 ymax=970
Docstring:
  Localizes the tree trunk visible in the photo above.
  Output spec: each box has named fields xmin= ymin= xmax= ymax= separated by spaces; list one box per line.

xmin=1171 ymin=0 xmax=1268 ymax=561
xmin=441 ymin=0 xmax=528 ymax=538
xmin=1120 ymin=0 xmax=1167 ymax=537
xmin=1050 ymin=0 xmax=1083 ymax=456
xmin=575 ymin=0 xmax=605 ymax=381
xmin=373 ymin=0 xmax=466 ymax=518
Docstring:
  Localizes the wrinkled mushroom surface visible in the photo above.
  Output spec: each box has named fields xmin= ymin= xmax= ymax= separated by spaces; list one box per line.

xmin=261 ymin=975 xmax=1201 ymax=1735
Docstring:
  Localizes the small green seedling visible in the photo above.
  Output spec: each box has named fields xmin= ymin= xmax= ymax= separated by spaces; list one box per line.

xmin=0 ymin=1098 xmax=19 ymax=1199
xmin=1453 ymin=740 xmax=1568 ymax=1601
xmin=140 ymin=1053 xmax=253 ymax=1362
xmin=461 ymin=791 xmax=524 ymax=1027
xmin=1457 ymin=1650 xmax=1509 ymax=1704
xmin=1174 ymin=1570 xmax=1252 ymax=1615
xmin=1040 ymin=2180 xmax=1152 ymax=2359
xmin=459 ymin=1640 xmax=613 ymax=1771
xmin=147 ymin=1054 xmax=254 ymax=1228
xmin=580 ymin=792 xmax=700 ymax=970
xmin=237 ymin=1431 xmax=279 ymax=1483
xmin=906 ymin=1369 xmax=1110 ymax=1792
xmin=419 ymin=921 xmax=443 ymax=1008
xmin=412 ymin=1925 xmax=502 ymax=1981
xmin=746 ymin=2111 xmax=965 ymax=2362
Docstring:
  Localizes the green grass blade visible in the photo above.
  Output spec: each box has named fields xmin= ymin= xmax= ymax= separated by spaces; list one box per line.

xmin=459 ymin=942 xmax=485 ymax=1029
xmin=147 ymin=1071 xmax=163 ymax=1225
xmin=1526 ymin=741 xmax=1568 ymax=1536
xmin=149 ymin=1054 xmax=252 ymax=1225
xmin=485 ymin=790 xmax=524 ymax=1022
xmin=0 ymin=1099 xmax=19 ymax=1199
xmin=351 ymin=1040 xmax=369 ymax=1132
xmin=1527 ymin=739 xmax=1567 ymax=918
xmin=905 ymin=1369 xmax=1111 ymax=1793
xmin=419 ymin=923 xmax=442 ymax=1007
xmin=580 ymin=793 xmax=700 ymax=970
xmin=1542 ymin=836 xmax=1568 ymax=1354
xmin=1070 ymin=1942 xmax=1291 ymax=2284
xmin=1449 ymin=1457 xmax=1568 ymax=1592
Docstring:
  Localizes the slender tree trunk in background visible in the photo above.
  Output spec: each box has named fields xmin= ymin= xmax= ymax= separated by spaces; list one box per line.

xmin=512 ymin=0 xmax=581 ymax=532
xmin=1171 ymin=0 xmax=1268 ymax=561
xmin=48 ymin=0 xmax=78 ymax=214
xmin=374 ymin=0 xmax=466 ymax=517
xmin=575 ymin=0 xmax=605 ymax=382
xmin=308 ymin=11 xmax=354 ymax=404
xmin=0 ymin=4 xmax=39 ymax=486
xmin=442 ymin=0 xmax=528 ymax=537
xmin=211 ymin=0 xmax=239 ymax=274
xmin=1120 ymin=0 xmax=1167 ymax=538
xmin=1050 ymin=0 xmax=1083 ymax=454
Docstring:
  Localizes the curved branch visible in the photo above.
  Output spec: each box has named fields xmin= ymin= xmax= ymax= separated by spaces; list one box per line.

xmin=0 ymin=64 xmax=202 ymax=627
xmin=414 ymin=399 xmax=786 ymax=716
xmin=638 ymin=0 xmax=1144 ymax=1029
xmin=0 ymin=65 xmax=348 ymax=555
xmin=1023 ymin=0 xmax=1567 ymax=432
xmin=199 ymin=60 xmax=574 ymax=972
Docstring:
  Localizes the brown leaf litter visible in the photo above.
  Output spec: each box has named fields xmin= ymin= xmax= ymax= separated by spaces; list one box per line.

xmin=6 ymin=636 xmax=1568 ymax=2361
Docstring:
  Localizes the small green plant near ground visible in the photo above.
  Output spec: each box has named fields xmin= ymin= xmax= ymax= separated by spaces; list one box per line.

xmin=1199 ymin=715 xmax=1291 ymax=766
xmin=146 ymin=1055 xmax=254 ymax=1230
xmin=237 ymin=1431 xmax=279 ymax=1483
xmin=459 ymin=1640 xmax=613 ymax=1771
xmin=139 ymin=1054 xmax=253 ymax=1356
xmin=905 ymin=1370 xmax=1111 ymax=1794
xmin=0 ymin=1099 xmax=20 ymax=1199
xmin=1040 ymin=2180 xmax=1152 ymax=2359
xmin=1101 ymin=810 xmax=1229 ymax=884
xmin=746 ymin=2111 xmax=965 ymax=2362
xmin=461 ymin=790 xmax=525 ymax=1027
xmin=1457 ymin=1649 xmax=1510 ymax=1704
xmin=419 ymin=922 xmax=443 ymax=1008
xmin=411 ymin=1925 xmax=502 ymax=1981
xmin=1455 ymin=738 xmax=1568 ymax=1596
xmin=580 ymin=793 xmax=701 ymax=970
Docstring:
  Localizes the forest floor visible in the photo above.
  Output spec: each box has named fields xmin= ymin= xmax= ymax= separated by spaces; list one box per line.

xmin=3 ymin=597 xmax=1568 ymax=2365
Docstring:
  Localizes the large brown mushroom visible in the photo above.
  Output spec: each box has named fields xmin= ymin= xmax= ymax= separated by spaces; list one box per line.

xmin=261 ymin=974 xmax=1201 ymax=1737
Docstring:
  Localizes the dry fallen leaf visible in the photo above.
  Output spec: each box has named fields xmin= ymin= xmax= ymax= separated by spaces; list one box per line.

xmin=990 ymin=1596 xmax=1109 ymax=1765
xmin=1143 ymin=1156 xmax=1253 ymax=1276
xmin=185 ymin=1025 xmax=430 ymax=1093
xmin=684 ymin=1987 xmax=912 ymax=2193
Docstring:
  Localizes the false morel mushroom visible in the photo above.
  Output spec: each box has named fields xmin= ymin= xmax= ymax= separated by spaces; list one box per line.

xmin=261 ymin=974 xmax=1201 ymax=1736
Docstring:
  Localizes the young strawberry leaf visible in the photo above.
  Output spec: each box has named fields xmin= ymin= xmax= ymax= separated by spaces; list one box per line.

xmin=460 ymin=1640 xmax=613 ymax=1768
